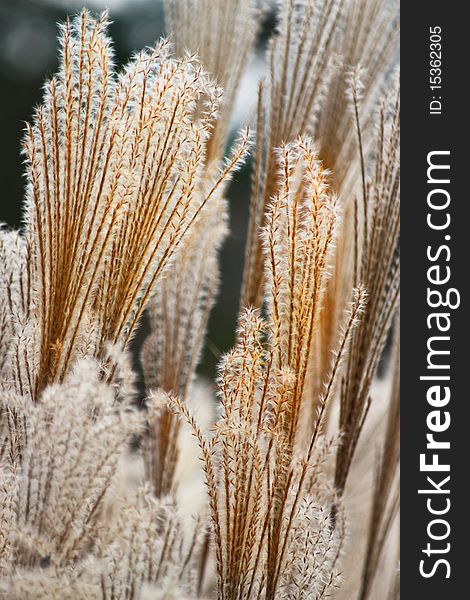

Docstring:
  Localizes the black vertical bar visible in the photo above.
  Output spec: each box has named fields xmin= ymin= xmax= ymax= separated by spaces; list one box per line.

xmin=401 ymin=3 xmax=468 ymax=598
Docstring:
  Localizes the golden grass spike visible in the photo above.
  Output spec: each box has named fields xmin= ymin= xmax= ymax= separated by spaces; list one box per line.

xmin=169 ymin=139 xmax=359 ymax=600
xmin=262 ymin=138 xmax=338 ymax=453
xmin=335 ymin=76 xmax=400 ymax=496
xmin=241 ymin=0 xmax=343 ymax=309
xmin=92 ymin=41 xmax=221 ymax=351
xmin=165 ymin=0 xmax=260 ymax=161
xmin=309 ymin=0 xmax=399 ymax=429
xmin=318 ymin=0 xmax=399 ymax=186
xmin=22 ymin=10 xmax=117 ymax=395
xmin=20 ymin=10 xmax=244 ymax=398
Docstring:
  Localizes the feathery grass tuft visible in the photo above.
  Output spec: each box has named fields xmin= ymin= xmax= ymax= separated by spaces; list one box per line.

xmin=0 ymin=2 xmax=399 ymax=598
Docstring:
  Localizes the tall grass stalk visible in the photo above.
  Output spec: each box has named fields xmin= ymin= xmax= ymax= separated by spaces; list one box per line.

xmin=0 ymin=1 xmax=399 ymax=598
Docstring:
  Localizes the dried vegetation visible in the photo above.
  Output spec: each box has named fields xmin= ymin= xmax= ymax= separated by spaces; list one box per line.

xmin=0 ymin=1 xmax=399 ymax=598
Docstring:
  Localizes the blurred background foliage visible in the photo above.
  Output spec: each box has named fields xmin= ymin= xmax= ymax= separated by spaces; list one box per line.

xmin=0 ymin=0 xmax=276 ymax=382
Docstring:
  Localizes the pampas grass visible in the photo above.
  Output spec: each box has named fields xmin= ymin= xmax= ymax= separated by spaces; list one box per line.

xmin=0 ymin=1 xmax=399 ymax=598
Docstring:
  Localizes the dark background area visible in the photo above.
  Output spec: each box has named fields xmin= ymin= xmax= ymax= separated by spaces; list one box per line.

xmin=0 ymin=0 xmax=275 ymax=382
